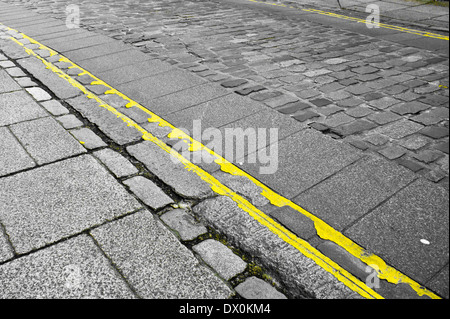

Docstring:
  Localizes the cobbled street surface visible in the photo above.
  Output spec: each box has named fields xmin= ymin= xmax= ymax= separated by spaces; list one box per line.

xmin=6 ymin=0 xmax=448 ymax=184
xmin=0 ymin=0 xmax=449 ymax=300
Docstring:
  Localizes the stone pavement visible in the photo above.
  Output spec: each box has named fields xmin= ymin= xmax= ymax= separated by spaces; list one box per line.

xmin=0 ymin=0 xmax=449 ymax=300
xmin=0 ymin=23 xmax=288 ymax=300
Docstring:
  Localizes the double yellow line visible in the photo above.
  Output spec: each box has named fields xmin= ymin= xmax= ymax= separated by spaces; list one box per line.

xmin=1 ymin=22 xmax=441 ymax=299
xmin=248 ymin=0 xmax=449 ymax=41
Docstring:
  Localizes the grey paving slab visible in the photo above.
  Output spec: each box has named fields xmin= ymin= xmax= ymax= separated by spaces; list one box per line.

xmin=116 ymin=69 xmax=207 ymax=105
xmin=10 ymin=116 xmax=86 ymax=165
xmin=0 ymin=155 xmax=142 ymax=254
xmin=2 ymin=16 xmax=52 ymax=28
xmin=63 ymin=41 xmax=133 ymax=63
xmin=96 ymin=59 xmax=174 ymax=86
xmin=0 ymin=235 xmax=135 ymax=298
xmin=344 ymin=178 xmax=449 ymax=286
xmin=65 ymin=95 xmax=143 ymax=145
xmin=127 ymin=141 xmax=214 ymax=199
xmin=12 ymin=20 xmax=62 ymax=33
xmin=34 ymin=28 xmax=91 ymax=41
xmin=236 ymin=129 xmax=361 ymax=199
xmin=34 ymin=30 xmax=104 ymax=48
xmin=90 ymin=210 xmax=233 ymax=299
xmin=76 ymin=49 xmax=153 ymax=74
xmin=148 ymin=83 xmax=230 ymax=116
xmin=293 ymin=156 xmax=417 ymax=231
xmin=0 ymin=69 xmax=20 ymax=93
xmin=195 ymin=108 xmax=306 ymax=164
xmin=0 ymin=90 xmax=48 ymax=126
xmin=164 ymin=93 xmax=266 ymax=134
xmin=24 ymin=25 xmax=81 ymax=38
xmin=16 ymin=57 xmax=81 ymax=100
xmin=0 ymin=126 xmax=35 ymax=177
xmin=46 ymin=34 xmax=117 ymax=53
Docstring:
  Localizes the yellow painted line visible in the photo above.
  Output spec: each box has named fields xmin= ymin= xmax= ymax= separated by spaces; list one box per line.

xmin=1 ymin=23 xmax=441 ymax=299
xmin=247 ymin=0 xmax=449 ymax=41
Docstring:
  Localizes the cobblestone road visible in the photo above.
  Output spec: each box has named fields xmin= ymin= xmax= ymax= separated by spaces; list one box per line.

xmin=0 ymin=0 xmax=449 ymax=300
xmin=5 ymin=0 xmax=448 ymax=186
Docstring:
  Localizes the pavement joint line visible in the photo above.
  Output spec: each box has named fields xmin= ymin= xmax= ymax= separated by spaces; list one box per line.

xmin=247 ymin=0 xmax=450 ymax=41
xmin=1 ymin=23 xmax=442 ymax=299
xmin=0 ymin=206 xmax=145 ymax=266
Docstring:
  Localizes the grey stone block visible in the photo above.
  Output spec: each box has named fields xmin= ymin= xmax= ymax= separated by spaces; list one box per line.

xmin=0 ymin=155 xmax=141 ymax=254
xmin=70 ymin=128 xmax=107 ymax=150
xmin=160 ymin=209 xmax=208 ymax=241
xmin=123 ymin=176 xmax=173 ymax=210
xmin=40 ymin=100 xmax=69 ymax=116
xmin=17 ymin=57 xmax=81 ymax=100
xmin=5 ymin=67 xmax=26 ymax=77
xmin=56 ymin=114 xmax=84 ymax=129
xmin=93 ymin=148 xmax=138 ymax=178
xmin=0 ymin=126 xmax=35 ymax=177
xmin=90 ymin=210 xmax=233 ymax=298
xmin=0 ymin=91 xmax=48 ymax=126
xmin=10 ymin=117 xmax=86 ymax=165
xmin=193 ymin=239 xmax=247 ymax=280
xmin=66 ymin=95 xmax=142 ymax=145
xmin=372 ymin=119 xmax=424 ymax=139
xmin=0 ymin=235 xmax=135 ymax=298
xmin=25 ymin=87 xmax=51 ymax=101
xmin=235 ymin=277 xmax=287 ymax=299
xmin=127 ymin=141 xmax=214 ymax=199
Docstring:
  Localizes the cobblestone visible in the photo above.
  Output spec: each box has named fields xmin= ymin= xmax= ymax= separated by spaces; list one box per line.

xmin=235 ymin=277 xmax=287 ymax=299
xmin=160 ymin=209 xmax=208 ymax=241
xmin=123 ymin=176 xmax=174 ymax=210
xmin=93 ymin=148 xmax=138 ymax=178
xmin=192 ymin=239 xmax=247 ymax=281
